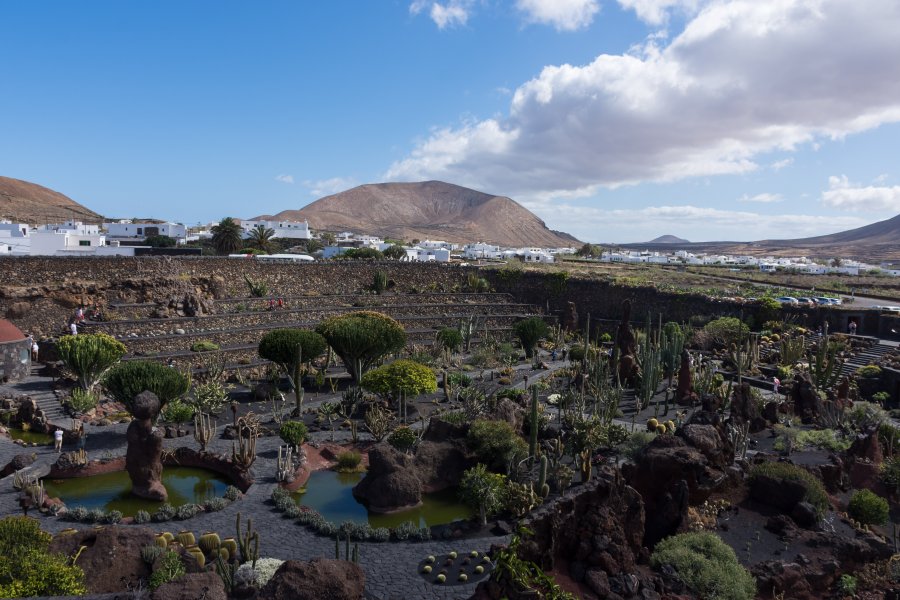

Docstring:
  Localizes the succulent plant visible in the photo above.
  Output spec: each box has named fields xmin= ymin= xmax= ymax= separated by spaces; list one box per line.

xmin=475 ymin=565 xmax=484 ymax=574
xmin=449 ymin=551 xmax=457 ymax=559
xmin=176 ymin=530 xmax=195 ymax=547
xmin=458 ymin=573 xmax=468 ymax=582
xmin=422 ymin=565 xmax=432 ymax=574
xmin=436 ymin=574 xmax=446 ymax=583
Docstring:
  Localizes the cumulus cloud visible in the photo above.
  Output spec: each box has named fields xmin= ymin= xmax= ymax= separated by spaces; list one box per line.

xmin=410 ymin=0 xmax=474 ymax=29
xmin=617 ymin=0 xmax=703 ymax=25
xmin=524 ymin=202 xmax=868 ymax=243
xmin=274 ymin=174 xmax=294 ymax=184
xmin=515 ymin=0 xmax=599 ymax=31
xmin=388 ymin=0 xmax=900 ymax=202
xmin=821 ymin=175 xmax=900 ymax=212
xmin=739 ymin=192 xmax=782 ymax=203
xmin=303 ymin=177 xmax=357 ymax=197
xmin=771 ymin=158 xmax=793 ymax=171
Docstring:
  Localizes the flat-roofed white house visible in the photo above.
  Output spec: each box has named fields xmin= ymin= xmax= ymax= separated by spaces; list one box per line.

xmin=241 ymin=219 xmax=312 ymax=240
xmin=29 ymin=221 xmax=109 ymax=255
xmin=404 ymin=247 xmax=451 ymax=262
xmin=463 ymin=243 xmax=502 ymax=260
xmin=104 ymin=221 xmax=187 ymax=242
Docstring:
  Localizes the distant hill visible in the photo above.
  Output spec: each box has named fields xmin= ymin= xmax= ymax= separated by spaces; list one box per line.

xmin=624 ymin=213 xmax=900 ymax=262
xmin=255 ymin=181 xmax=580 ymax=247
xmin=0 ymin=176 xmax=102 ymax=224
xmin=647 ymin=235 xmax=690 ymax=244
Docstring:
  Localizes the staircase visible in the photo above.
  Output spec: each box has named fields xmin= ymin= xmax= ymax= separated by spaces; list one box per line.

xmin=839 ymin=340 xmax=898 ymax=378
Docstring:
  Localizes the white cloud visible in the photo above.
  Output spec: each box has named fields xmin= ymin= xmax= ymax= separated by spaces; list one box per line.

xmin=617 ymin=0 xmax=702 ymax=25
xmin=274 ymin=174 xmax=294 ymax=184
xmin=739 ymin=192 xmax=782 ymax=203
xmin=523 ymin=202 xmax=868 ymax=243
xmin=410 ymin=1 xmax=473 ymax=29
xmin=303 ymin=177 xmax=357 ymax=197
xmin=821 ymin=174 xmax=900 ymax=212
xmin=771 ymin=158 xmax=793 ymax=171
xmin=515 ymin=0 xmax=599 ymax=31
xmin=388 ymin=0 xmax=900 ymax=202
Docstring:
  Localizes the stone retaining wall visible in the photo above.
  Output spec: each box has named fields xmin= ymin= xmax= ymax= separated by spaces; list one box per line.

xmin=0 ymin=338 xmax=30 ymax=383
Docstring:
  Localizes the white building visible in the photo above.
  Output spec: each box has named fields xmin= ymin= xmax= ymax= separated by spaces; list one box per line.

xmin=104 ymin=221 xmax=187 ymax=241
xmin=28 ymin=221 xmax=116 ymax=256
xmin=419 ymin=240 xmax=456 ymax=251
xmin=463 ymin=243 xmax=502 ymax=260
xmin=240 ymin=219 xmax=312 ymax=240
xmin=404 ymin=247 xmax=451 ymax=262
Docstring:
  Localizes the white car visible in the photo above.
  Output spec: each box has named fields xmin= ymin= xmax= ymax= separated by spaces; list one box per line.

xmin=775 ymin=296 xmax=798 ymax=305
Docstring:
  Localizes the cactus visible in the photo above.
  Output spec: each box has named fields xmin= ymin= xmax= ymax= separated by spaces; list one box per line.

xmin=275 ymin=445 xmax=294 ymax=482
xmin=636 ymin=314 xmax=663 ymax=411
xmin=529 ymin=386 xmax=539 ymax=461
xmin=442 ymin=369 xmax=452 ymax=403
xmin=199 ymin=532 xmax=221 ymax=555
xmin=236 ymin=512 xmax=259 ymax=567
xmin=728 ymin=421 xmax=750 ymax=461
xmin=537 ymin=455 xmax=548 ymax=495
xmin=220 ymin=537 xmax=237 ymax=559
xmin=193 ymin=411 xmax=215 ymax=452
xmin=659 ymin=321 xmax=685 ymax=384
xmin=780 ymin=335 xmax=806 ymax=367
xmin=372 ymin=271 xmax=388 ymax=294
xmin=352 ymin=543 xmax=359 ymax=564
xmin=214 ymin=553 xmax=236 ymax=593
xmin=231 ymin=414 xmax=259 ymax=471
xmin=578 ymin=449 xmax=592 ymax=482
xmin=808 ymin=331 xmax=842 ymax=392
xmin=176 ymin=530 xmax=195 ymax=548
xmin=161 ymin=531 xmax=175 ymax=544
xmin=335 ymin=534 xmax=340 ymax=559
xmin=219 ymin=547 xmax=230 ymax=561
xmin=349 ymin=420 xmax=358 ymax=443
xmin=187 ymin=545 xmax=205 ymax=567
xmin=155 ymin=534 xmax=169 ymax=548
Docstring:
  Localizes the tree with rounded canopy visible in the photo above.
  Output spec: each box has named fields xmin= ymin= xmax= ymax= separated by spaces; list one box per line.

xmin=458 ymin=463 xmax=506 ymax=526
xmin=361 ymin=359 xmax=437 ymax=422
xmin=103 ymin=360 xmax=191 ymax=414
xmin=513 ymin=316 xmax=549 ymax=358
xmin=315 ymin=311 xmax=407 ymax=383
xmin=258 ymin=328 xmax=327 ymax=415
xmin=57 ymin=333 xmax=127 ymax=391
xmin=383 ymin=245 xmax=407 ymax=260
xmin=211 ymin=217 xmax=244 ymax=255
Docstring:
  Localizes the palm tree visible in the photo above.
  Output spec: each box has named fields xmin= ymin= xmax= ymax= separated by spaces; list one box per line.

xmin=246 ymin=225 xmax=275 ymax=253
xmin=211 ymin=217 xmax=243 ymax=255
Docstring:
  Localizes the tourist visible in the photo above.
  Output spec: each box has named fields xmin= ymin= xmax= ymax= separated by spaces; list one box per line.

xmin=773 ymin=376 xmax=780 ymax=395
xmin=30 ymin=336 xmax=39 ymax=362
xmin=849 ymin=321 xmax=857 ymax=335
xmin=277 ymin=297 xmax=284 ymax=309
xmin=68 ymin=320 xmax=78 ymax=336
xmin=53 ymin=428 xmax=63 ymax=453
xmin=75 ymin=306 xmax=84 ymax=323
xmin=551 ymin=349 xmax=557 ymax=361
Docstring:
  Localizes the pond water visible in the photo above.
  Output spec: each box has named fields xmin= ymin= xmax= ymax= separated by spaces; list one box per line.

xmin=42 ymin=467 xmax=231 ymax=516
xmin=7 ymin=427 xmax=53 ymax=445
xmin=293 ymin=470 xmax=472 ymax=529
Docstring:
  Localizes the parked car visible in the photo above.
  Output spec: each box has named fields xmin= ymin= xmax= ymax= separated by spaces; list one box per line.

xmin=795 ymin=297 xmax=817 ymax=307
xmin=814 ymin=297 xmax=837 ymax=306
xmin=775 ymin=296 xmax=799 ymax=305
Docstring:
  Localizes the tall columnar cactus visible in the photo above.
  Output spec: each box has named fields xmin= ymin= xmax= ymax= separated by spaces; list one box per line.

xmin=809 ymin=333 xmax=843 ymax=392
xmin=529 ymin=386 xmax=539 ymax=461
xmin=659 ymin=321 xmax=685 ymax=385
xmin=231 ymin=414 xmax=259 ymax=471
xmin=275 ymin=445 xmax=294 ymax=482
xmin=780 ymin=335 xmax=806 ymax=367
xmin=537 ymin=455 xmax=549 ymax=498
xmin=236 ymin=512 xmax=260 ymax=568
xmin=442 ymin=369 xmax=452 ymax=403
xmin=193 ymin=411 xmax=215 ymax=452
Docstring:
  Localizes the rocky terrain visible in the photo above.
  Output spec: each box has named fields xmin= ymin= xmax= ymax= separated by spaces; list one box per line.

xmin=0 ymin=176 xmax=103 ymax=224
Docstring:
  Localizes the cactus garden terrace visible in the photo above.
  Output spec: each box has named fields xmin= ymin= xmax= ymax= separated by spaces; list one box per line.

xmin=1 ymin=257 xmax=900 ymax=599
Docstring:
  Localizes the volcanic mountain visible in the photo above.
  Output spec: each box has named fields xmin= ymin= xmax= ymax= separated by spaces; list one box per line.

xmin=647 ymin=235 xmax=690 ymax=244
xmin=0 ymin=176 xmax=103 ymax=224
xmin=255 ymin=181 xmax=579 ymax=247
xmin=626 ymin=213 xmax=900 ymax=262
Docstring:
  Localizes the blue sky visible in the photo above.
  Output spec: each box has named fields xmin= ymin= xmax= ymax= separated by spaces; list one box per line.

xmin=2 ymin=0 xmax=900 ymax=243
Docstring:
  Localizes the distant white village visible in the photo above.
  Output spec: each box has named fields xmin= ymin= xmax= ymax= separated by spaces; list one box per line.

xmin=1 ymin=217 xmax=899 ymax=277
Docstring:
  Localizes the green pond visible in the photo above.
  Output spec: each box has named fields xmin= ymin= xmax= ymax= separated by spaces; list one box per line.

xmin=7 ymin=427 xmax=53 ymax=445
xmin=42 ymin=467 xmax=230 ymax=516
xmin=293 ymin=470 xmax=472 ymax=529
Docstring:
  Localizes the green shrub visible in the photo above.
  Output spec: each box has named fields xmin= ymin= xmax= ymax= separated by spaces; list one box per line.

xmin=856 ymin=365 xmax=883 ymax=379
xmin=703 ymin=317 xmax=750 ymax=347
xmin=513 ymin=317 xmax=549 ymax=358
xmin=224 ymin=485 xmax=241 ymax=501
xmin=190 ymin=340 xmax=220 ymax=352
xmin=838 ymin=574 xmax=857 ymax=596
xmin=459 ymin=463 xmax=507 ymax=525
xmin=148 ymin=551 xmax=185 ymax=590
xmin=279 ymin=421 xmax=308 ymax=448
xmin=387 ymin=426 xmax=418 ymax=452
xmin=316 ymin=311 xmax=407 ymax=383
xmin=847 ymin=489 xmax=889 ymax=526
xmin=103 ymin=360 xmax=190 ymax=412
xmin=57 ymin=332 xmax=127 ymax=391
xmin=360 ymin=359 xmax=437 ymax=400
xmin=336 ymin=451 xmax=362 ymax=472
xmin=68 ymin=387 xmax=99 ymax=415
xmin=621 ymin=430 xmax=657 ymax=462
xmin=466 ymin=419 xmax=528 ymax=473
xmin=0 ymin=516 xmax=86 ymax=597
xmin=872 ymin=391 xmax=890 ymax=405
xmin=436 ymin=328 xmax=463 ymax=353
xmin=650 ymin=532 xmax=756 ymax=600
xmin=749 ymin=462 xmax=829 ymax=517
xmin=160 ymin=399 xmax=194 ymax=424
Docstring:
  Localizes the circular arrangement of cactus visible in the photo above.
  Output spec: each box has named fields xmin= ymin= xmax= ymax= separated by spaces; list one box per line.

xmin=417 ymin=550 xmax=493 ymax=586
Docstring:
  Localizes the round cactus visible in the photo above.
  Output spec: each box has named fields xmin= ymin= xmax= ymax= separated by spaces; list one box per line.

xmin=469 ymin=550 xmax=479 ymax=558
xmin=161 ymin=532 xmax=175 ymax=544
xmin=422 ymin=565 xmax=432 ymax=574
xmin=154 ymin=535 xmax=168 ymax=548
xmin=656 ymin=424 xmax=667 ymax=434
xmin=176 ymin=530 xmax=195 ymax=548
xmin=436 ymin=574 xmax=446 ymax=583
xmin=647 ymin=418 xmax=659 ymax=431
xmin=475 ymin=565 xmax=484 ymax=574
xmin=448 ymin=551 xmax=457 ymax=559
xmin=458 ymin=573 xmax=468 ymax=582
xmin=199 ymin=532 xmax=221 ymax=555
xmin=426 ymin=555 xmax=435 ymax=564
xmin=186 ymin=545 xmax=205 ymax=568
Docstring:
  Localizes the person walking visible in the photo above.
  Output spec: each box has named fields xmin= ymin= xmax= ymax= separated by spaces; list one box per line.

xmin=54 ymin=428 xmax=64 ymax=453
xmin=849 ymin=321 xmax=857 ymax=335
xmin=69 ymin=320 xmax=78 ymax=335
xmin=28 ymin=336 xmax=38 ymax=361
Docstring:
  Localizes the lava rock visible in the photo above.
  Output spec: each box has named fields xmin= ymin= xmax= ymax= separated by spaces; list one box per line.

xmin=258 ymin=558 xmax=365 ymax=600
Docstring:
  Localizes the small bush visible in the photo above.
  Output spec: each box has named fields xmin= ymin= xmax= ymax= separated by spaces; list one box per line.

xmin=749 ymin=462 xmax=829 ymax=517
xmin=148 ymin=551 xmax=185 ymax=590
xmin=856 ymin=365 xmax=883 ymax=379
xmin=873 ymin=391 xmax=891 ymax=405
xmin=513 ymin=317 xmax=549 ymax=358
xmin=336 ymin=451 xmax=362 ymax=472
xmin=66 ymin=506 xmax=88 ymax=522
xmin=102 ymin=509 xmax=123 ymax=524
xmin=371 ymin=527 xmax=390 ymax=542
xmin=467 ymin=419 xmax=528 ymax=473
xmin=161 ymin=399 xmax=194 ymax=424
xmin=174 ymin=503 xmax=201 ymax=520
xmin=621 ymin=431 xmax=657 ymax=462
xmin=392 ymin=520 xmax=419 ymax=541
xmin=190 ymin=340 xmax=220 ymax=352
xmin=847 ymin=489 xmax=889 ymax=526
xmin=436 ymin=328 xmax=463 ymax=353
xmin=133 ymin=510 xmax=151 ymax=524
xmin=387 ymin=426 xmax=418 ymax=452
xmin=279 ymin=421 xmax=308 ymax=448
xmin=153 ymin=503 xmax=176 ymax=522
xmin=703 ymin=317 xmax=750 ymax=347
xmin=838 ymin=574 xmax=858 ymax=596
xmin=86 ymin=508 xmax=106 ymax=523
xmin=205 ymin=497 xmax=229 ymax=512
xmin=141 ymin=545 xmax=164 ymax=565
xmin=650 ymin=531 xmax=756 ymax=600
xmin=69 ymin=388 xmax=99 ymax=414
xmin=224 ymin=485 xmax=241 ymax=501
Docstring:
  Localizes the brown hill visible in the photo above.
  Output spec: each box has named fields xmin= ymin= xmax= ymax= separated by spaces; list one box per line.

xmin=647 ymin=235 xmax=690 ymax=244
xmin=624 ymin=213 xmax=900 ymax=262
xmin=0 ymin=176 xmax=102 ymax=224
xmin=255 ymin=181 xmax=579 ymax=247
